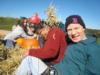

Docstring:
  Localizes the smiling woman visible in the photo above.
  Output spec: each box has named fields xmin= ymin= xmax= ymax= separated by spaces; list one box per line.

xmin=55 ymin=15 xmax=100 ymax=75
xmin=65 ymin=15 xmax=86 ymax=43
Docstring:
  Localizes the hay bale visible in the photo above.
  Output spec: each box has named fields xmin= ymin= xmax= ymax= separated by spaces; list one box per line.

xmin=0 ymin=43 xmax=26 ymax=75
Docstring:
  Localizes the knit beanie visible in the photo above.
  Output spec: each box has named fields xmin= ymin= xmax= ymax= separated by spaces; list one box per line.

xmin=65 ymin=15 xmax=86 ymax=32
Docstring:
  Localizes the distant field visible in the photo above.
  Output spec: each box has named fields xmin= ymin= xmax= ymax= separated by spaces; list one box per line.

xmin=0 ymin=25 xmax=12 ymax=30
xmin=97 ymin=38 xmax=100 ymax=45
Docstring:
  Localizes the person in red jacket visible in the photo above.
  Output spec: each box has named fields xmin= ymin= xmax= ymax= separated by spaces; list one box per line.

xmin=15 ymin=22 xmax=67 ymax=75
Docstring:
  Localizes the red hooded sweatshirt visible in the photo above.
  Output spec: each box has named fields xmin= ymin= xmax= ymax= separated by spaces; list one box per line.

xmin=29 ymin=27 xmax=67 ymax=65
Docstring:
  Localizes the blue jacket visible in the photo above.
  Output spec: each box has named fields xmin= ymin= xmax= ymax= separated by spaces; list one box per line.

xmin=55 ymin=35 xmax=100 ymax=75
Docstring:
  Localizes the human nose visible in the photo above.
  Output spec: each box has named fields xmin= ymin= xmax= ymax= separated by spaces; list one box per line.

xmin=71 ymin=29 xmax=76 ymax=35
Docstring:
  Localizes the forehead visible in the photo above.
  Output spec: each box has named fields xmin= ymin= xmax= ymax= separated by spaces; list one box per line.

xmin=67 ymin=23 xmax=83 ymax=29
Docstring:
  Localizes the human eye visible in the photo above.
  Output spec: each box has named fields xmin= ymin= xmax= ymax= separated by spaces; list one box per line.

xmin=67 ymin=29 xmax=72 ymax=32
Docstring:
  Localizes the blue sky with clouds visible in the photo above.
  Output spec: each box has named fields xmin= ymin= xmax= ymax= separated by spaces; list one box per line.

xmin=0 ymin=0 xmax=100 ymax=29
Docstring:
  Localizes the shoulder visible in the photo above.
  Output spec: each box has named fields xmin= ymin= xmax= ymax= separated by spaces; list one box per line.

xmin=67 ymin=43 xmax=84 ymax=50
xmin=49 ymin=27 xmax=65 ymax=36
xmin=52 ymin=27 xmax=65 ymax=36
xmin=66 ymin=43 xmax=86 ymax=55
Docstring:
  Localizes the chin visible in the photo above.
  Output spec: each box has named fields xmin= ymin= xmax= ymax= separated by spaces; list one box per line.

xmin=72 ymin=39 xmax=81 ymax=43
xmin=71 ymin=37 xmax=81 ymax=43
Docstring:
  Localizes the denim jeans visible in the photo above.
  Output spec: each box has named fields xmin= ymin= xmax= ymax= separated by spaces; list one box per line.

xmin=15 ymin=56 xmax=48 ymax=75
xmin=4 ymin=39 xmax=15 ymax=48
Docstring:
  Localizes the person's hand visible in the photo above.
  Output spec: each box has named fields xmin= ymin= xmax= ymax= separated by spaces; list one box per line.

xmin=22 ymin=49 xmax=29 ymax=58
xmin=24 ymin=49 xmax=29 ymax=56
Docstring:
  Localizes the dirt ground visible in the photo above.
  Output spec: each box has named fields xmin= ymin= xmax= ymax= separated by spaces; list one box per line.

xmin=0 ymin=30 xmax=11 ymax=36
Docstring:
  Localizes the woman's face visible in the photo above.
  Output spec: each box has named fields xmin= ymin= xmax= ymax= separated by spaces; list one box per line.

xmin=67 ymin=23 xmax=86 ymax=43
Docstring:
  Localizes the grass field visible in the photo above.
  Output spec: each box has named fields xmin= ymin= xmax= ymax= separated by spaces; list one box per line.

xmin=97 ymin=38 xmax=100 ymax=45
xmin=0 ymin=25 xmax=12 ymax=30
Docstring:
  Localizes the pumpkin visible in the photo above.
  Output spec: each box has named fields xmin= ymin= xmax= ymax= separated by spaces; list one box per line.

xmin=16 ymin=37 xmax=24 ymax=46
xmin=16 ymin=37 xmax=40 ymax=49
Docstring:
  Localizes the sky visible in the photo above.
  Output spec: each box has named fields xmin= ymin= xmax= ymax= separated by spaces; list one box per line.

xmin=0 ymin=0 xmax=100 ymax=29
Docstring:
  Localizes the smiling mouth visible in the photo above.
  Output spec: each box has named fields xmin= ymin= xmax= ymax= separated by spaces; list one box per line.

xmin=72 ymin=34 xmax=79 ymax=38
